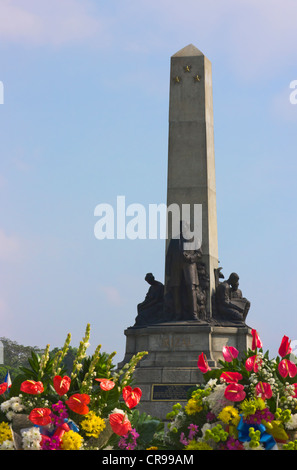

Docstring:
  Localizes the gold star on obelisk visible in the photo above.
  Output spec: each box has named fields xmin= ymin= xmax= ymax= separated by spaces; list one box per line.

xmin=194 ymin=74 xmax=201 ymax=82
xmin=184 ymin=65 xmax=191 ymax=72
xmin=173 ymin=76 xmax=181 ymax=84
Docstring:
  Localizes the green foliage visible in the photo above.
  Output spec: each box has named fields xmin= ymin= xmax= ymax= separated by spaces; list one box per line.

xmin=129 ymin=409 xmax=164 ymax=449
xmin=0 ymin=337 xmax=44 ymax=382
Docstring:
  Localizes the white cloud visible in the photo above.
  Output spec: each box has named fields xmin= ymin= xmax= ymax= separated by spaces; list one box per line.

xmin=0 ymin=0 xmax=108 ymax=46
xmin=271 ymin=84 xmax=297 ymax=122
xmin=99 ymin=285 xmax=125 ymax=307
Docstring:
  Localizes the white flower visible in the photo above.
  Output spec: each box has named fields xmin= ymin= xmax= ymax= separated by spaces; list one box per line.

xmin=206 ymin=383 xmax=232 ymax=415
xmin=109 ymin=408 xmax=124 ymax=416
xmin=6 ymin=411 xmax=15 ymax=421
xmin=205 ymin=378 xmax=218 ymax=389
xmin=21 ymin=427 xmax=42 ymax=450
xmin=0 ymin=401 xmax=10 ymax=412
xmin=11 ymin=401 xmax=25 ymax=413
xmin=286 ymin=414 xmax=297 ymax=430
xmin=0 ymin=440 xmax=14 ymax=450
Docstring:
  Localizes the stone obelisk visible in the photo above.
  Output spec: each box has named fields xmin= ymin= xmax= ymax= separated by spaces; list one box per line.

xmin=165 ymin=44 xmax=219 ymax=318
xmin=118 ymin=45 xmax=252 ymax=420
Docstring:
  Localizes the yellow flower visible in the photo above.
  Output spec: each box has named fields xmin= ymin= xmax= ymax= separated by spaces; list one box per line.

xmin=185 ymin=398 xmax=202 ymax=415
xmin=218 ymin=406 xmax=240 ymax=426
xmin=146 ymin=446 xmax=158 ymax=450
xmin=0 ymin=422 xmax=12 ymax=444
xmin=61 ymin=430 xmax=83 ymax=450
xmin=80 ymin=411 xmax=106 ymax=438
xmin=185 ymin=440 xmax=213 ymax=450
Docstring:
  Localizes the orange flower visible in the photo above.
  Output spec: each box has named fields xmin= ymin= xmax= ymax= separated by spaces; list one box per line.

xmin=29 ymin=408 xmax=52 ymax=426
xmin=53 ymin=375 xmax=71 ymax=396
xmin=122 ymin=386 xmax=142 ymax=409
xmin=95 ymin=378 xmax=115 ymax=391
xmin=20 ymin=380 xmax=44 ymax=395
xmin=66 ymin=393 xmax=90 ymax=415
xmin=109 ymin=412 xmax=132 ymax=436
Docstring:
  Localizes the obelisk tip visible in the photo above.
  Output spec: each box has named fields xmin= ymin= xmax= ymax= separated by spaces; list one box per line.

xmin=172 ymin=44 xmax=204 ymax=58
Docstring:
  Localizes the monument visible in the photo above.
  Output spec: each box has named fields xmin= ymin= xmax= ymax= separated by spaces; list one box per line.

xmin=118 ymin=45 xmax=252 ymax=419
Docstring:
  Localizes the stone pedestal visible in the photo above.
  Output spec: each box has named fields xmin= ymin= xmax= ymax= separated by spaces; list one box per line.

xmin=118 ymin=323 xmax=252 ymax=420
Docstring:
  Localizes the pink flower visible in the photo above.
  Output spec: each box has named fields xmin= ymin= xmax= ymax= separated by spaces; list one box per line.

xmin=220 ymin=371 xmax=243 ymax=383
xmin=255 ymin=382 xmax=273 ymax=399
xmin=278 ymin=359 xmax=297 ymax=378
xmin=222 ymin=346 xmax=239 ymax=362
xmin=245 ymin=355 xmax=262 ymax=373
xmin=224 ymin=383 xmax=246 ymax=402
xmin=251 ymin=329 xmax=262 ymax=350
xmin=278 ymin=336 xmax=292 ymax=358
xmin=197 ymin=353 xmax=211 ymax=373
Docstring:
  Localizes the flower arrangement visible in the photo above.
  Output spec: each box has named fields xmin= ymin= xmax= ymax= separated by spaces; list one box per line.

xmin=164 ymin=329 xmax=297 ymax=450
xmin=3 ymin=324 xmax=297 ymax=451
xmin=0 ymin=324 xmax=162 ymax=450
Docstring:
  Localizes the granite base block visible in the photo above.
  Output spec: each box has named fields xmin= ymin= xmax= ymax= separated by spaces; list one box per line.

xmin=118 ymin=322 xmax=252 ymax=420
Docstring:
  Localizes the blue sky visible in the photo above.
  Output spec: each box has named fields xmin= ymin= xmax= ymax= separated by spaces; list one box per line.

xmin=0 ymin=0 xmax=296 ymax=362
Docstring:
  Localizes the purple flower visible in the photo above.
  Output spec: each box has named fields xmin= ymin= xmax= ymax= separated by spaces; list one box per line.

xmin=41 ymin=436 xmax=61 ymax=450
xmin=225 ymin=436 xmax=244 ymax=450
xmin=188 ymin=424 xmax=199 ymax=441
xmin=50 ymin=401 xmax=68 ymax=426
xmin=179 ymin=432 xmax=188 ymax=446
xmin=118 ymin=428 xmax=139 ymax=450
xmin=244 ymin=408 xmax=274 ymax=425
xmin=206 ymin=412 xmax=216 ymax=422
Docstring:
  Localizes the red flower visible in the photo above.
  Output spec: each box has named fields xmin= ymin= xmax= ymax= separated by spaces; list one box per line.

xmin=66 ymin=393 xmax=90 ymax=415
xmin=222 ymin=346 xmax=239 ymax=362
xmin=255 ymin=381 xmax=273 ymax=399
xmin=278 ymin=359 xmax=297 ymax=378
xmin=278 ymin=335 xmax=292 ymax=358
xmin=53 ymin=375 xmax=71 ymax=396
xmin=245 ymin=355 xmax=262 ymax=372
xmin=109 ymin=412 xmax=132 ymax=436
xmin=95 ymin=378 xmax=115 ymax=391
xmin=197 ymin=353 xmax=211 ymax=373
xmin=29 ymin=408 xmax=52 ymax=426
xmin=122 ymin=386 xmax=142 ymax=409
xmin=224 ymin=383 xmax=246 ymax=402
xmin=220 ymin=371 xmax=243 ymax=383
xmin=53 ymin=422 xmax=70 ymax=441
xmin=20 ymin=380 xmax=44 ymax=395
xmin=251 ymin=329 xmax=262 ymax=350
xmin=0 ymin=383 xmax=8 ymax=395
